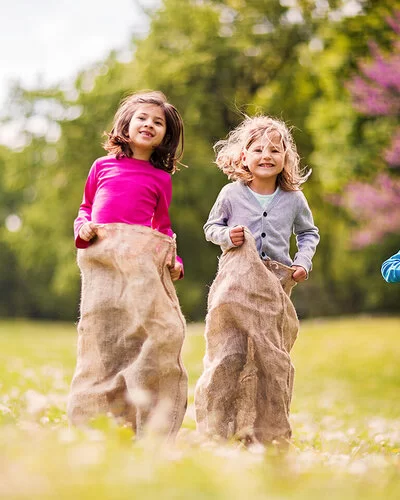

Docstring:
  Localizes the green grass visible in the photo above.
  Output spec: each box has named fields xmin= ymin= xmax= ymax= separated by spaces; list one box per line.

xmin=0 ymin=316 xmax=399 ymax=499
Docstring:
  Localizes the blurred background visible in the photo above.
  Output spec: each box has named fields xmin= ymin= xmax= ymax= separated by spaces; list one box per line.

xmin=0 ymin=0 xmax=399 ymax=322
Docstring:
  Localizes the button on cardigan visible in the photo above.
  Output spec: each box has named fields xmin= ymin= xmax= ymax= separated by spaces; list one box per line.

xmin=204 ymin=181 xmax=320 ymax=273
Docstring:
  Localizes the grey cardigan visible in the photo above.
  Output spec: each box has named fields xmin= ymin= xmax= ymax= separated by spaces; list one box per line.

xmin=204 ymin=181 xmax=320 ymax=273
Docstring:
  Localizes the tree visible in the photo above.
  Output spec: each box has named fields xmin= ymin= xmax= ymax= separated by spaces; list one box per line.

xmin=1 ymin=0 xmax=398 ymax=320
xmin=130 ymin=0 xmax=333 ymax=318
xmin=338 ymin=11 xmax=400 ymax=247
xmin=305 ymin=1 xmax=400 ymax=314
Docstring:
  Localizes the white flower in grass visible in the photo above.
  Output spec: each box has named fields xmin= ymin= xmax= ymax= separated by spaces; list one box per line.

xmin=67 ymin=443 xmax=105 ymax=467
xmin=22 ymin=368 xmax=37 ymax=381
xmin=247 ymin=442 xmax=266 ymax=455
xmin=368 ymin=417 xmax=388 ymax=434
xmin=321 ymin=430 xmax=348 ymax=442
xmin=1 ymin=394 xmax=10 ymax=404
xmin=58 ymin=427 xmax=78 ymax=443
xmin=362 ymin=453 xmax=388 ymax=469
xmin=40 ymin=365 xmax=68 ymax=390
xmin=46 ymin=392 xmax=68 ymax=408
xmin=24 ymin=390 xmax=48 ymax=414
xmin=17 ymin=420 xmax=41 ymax=432
xmin=212 ymin=444 xmax=242 ymax=460
xmin=0 ymin=403 xmax=11 ymax=414
xmin=320 ymin=415 xmax=344 ymax=429
xmin=387 ymin=429 xmax=400 ymax=446
xmin=85 ymin=429 xmax=106 ymax=442
xmin=318 ymin=395 xmax=335 ymax=409
xmin=291 ymin=411 xmax=313 ymax=424
xmin=10 ymin=387 xmax=21 ymax=399
xmin=290 ymin=450 xmax=320 ymax=472
xmin=163 ymin=447 xmax=185 ymax=462
xmin=325 ymin=453 xmax=350 ymax=468
xmin=374 ymin=434 xmax=386 ymax=445
xmin=293 ymin=417 xmax=319 ymax=441
xmin=348 ymin=459 xmax=369 ymax=475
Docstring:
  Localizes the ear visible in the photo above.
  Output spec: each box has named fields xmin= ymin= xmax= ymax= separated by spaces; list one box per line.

xmin=241 ymin=150 xmax=247 ymax=167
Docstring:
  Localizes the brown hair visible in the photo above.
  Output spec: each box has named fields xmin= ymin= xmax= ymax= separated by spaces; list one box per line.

xmin=214 ymin=115 xmax=310 ymax=191
xmin=103 ymin=90 xmax=184 ymax=174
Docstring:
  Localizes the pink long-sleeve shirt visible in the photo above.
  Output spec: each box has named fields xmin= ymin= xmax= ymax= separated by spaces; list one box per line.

xmin=74 ymin=155 xmax=183 ymax=271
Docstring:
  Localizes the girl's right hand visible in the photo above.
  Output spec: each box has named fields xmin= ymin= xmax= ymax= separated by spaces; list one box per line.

xmin=230 ymin=226 xmax=245 ymax=246
xmin=169 ymin=261 xmax=183 ymax=281
xmin=79 ymin=222 xmax=97 ymax=242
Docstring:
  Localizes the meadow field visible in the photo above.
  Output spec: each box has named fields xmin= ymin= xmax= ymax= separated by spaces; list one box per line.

xmin=0 ymin=316 xmax=399 ymax=499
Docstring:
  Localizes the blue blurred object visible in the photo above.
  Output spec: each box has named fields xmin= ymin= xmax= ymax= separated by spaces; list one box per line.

xmin=381 ymin=251 xmax=400 ymax=283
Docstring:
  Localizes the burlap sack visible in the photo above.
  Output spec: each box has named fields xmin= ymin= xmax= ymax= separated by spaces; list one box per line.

xmin=195 ymin=228 xmax=299 ymax=444
xmin=67 ymin=224 xmax=188 ymax=439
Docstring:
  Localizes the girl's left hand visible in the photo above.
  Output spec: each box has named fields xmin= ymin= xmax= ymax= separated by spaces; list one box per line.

xmin=169 ymin=261 xmax=183 ymax=281
xmin=291 ymin=265 xmax=307 ymax=282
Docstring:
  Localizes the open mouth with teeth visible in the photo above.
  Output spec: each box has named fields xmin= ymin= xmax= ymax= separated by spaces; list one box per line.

xmin=140 ymin=130 xmax=154 ymax=137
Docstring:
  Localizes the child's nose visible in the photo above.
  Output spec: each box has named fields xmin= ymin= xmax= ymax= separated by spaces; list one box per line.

xmin=262 ymin=149 xmax=271 ymax=159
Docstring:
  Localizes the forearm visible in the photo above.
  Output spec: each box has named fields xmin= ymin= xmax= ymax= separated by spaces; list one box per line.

xmin=204 ymin=222 xmax=234 ymax=250
xmin=293 ymin=229 xmax=320 ymax=273
xmin=74 ymin=162 xmax=97 ymax=248
xmin=293 ymin=196 xmax=320 ymax=273
xmin=203 ymin=193 xmax=236 ymax=251
xmin=74 ymin=210 xmax=93 ymax=249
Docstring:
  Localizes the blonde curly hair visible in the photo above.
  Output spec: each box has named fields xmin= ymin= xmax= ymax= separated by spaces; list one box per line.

xmin=214 ymin=115 xmax=310 ymax=191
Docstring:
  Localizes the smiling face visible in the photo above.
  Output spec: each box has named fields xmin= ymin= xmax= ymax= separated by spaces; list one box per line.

xmin=241 ymin=131 xmax=285 ymax=192
xmin=128 ymin=103 xmax=167 ymax=160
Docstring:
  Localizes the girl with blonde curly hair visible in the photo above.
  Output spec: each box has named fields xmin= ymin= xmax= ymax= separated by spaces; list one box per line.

xmin=195 ymin=115 xmax=319 ymax=447
xmin=206 ymin=114 xmax=318 ymax=276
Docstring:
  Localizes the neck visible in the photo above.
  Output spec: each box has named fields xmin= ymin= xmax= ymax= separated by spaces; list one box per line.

xmin=249 ymin=178 xmax=277 ymax=195
xmin=132 ymin=152 xmax=151 ymax=161
xmin=130 ymin=143 xmax=152 ymax=161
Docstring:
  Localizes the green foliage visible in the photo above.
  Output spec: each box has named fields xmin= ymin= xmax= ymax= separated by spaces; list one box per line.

xmin=306 ymin=3 xmax=399 ymax=190
xmin=0 ymin=0 xmax=399 ymax=320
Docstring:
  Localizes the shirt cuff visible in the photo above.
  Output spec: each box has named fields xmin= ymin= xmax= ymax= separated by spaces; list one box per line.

xmin=292 ymin=256 xmax=312 ymax=274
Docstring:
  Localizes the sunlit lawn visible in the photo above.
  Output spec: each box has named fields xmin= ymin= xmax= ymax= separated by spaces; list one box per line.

xmin=0 ymin=316 xmax=399 ymax=499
